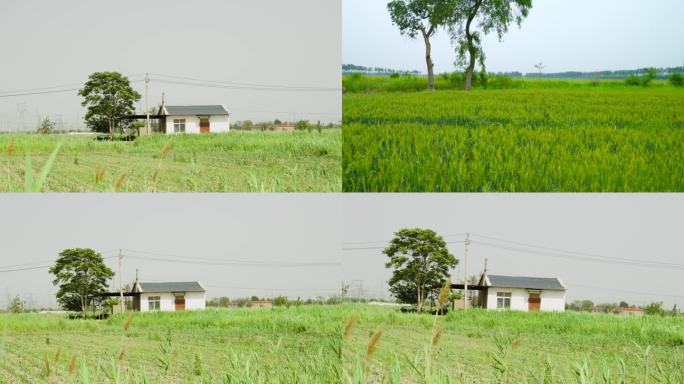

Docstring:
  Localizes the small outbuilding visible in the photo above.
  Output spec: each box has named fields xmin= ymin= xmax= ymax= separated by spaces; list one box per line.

xmin=131 ymin=281 xmax=207 ymax=312
xmin=160 ymin=105 xmax=230 ymax=134
xmin=452 ymin=273 xmax=566 ymax=312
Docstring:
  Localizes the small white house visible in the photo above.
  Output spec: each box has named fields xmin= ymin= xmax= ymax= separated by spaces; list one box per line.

xmin=132 ymin=281 xmax=206 ymax=312
xmin=455 ymin=274 xmax=566 ymax=312
xmin=160 ymin=105 xmax=230 ymax=134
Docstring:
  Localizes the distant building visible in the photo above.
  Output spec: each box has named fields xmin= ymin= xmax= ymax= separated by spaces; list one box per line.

xmin=452 ymin=274 xmax=566 ymax=312
xmin=248 ymin=300 xmax=273 ymax=308
xmin=268 ymin=124 xmax=295 ymax=132
xmin=615 ymin=307 xmax=644 ymax=316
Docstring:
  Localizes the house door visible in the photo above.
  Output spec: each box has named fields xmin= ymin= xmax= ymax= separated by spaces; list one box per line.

xmin=174 ymin=295 xmax=186 ymax=311
xmin=528 ymin=293 xmax=541 ymax=311
xmin=200 ymin=118 xmax=210 ymax=134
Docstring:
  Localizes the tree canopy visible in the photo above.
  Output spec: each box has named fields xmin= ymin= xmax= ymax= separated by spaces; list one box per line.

xmin=383 ymin=228 xmax=458 ymax=312
xmin=78 ymin=72 xmax=141 ymax=135
xmin=388 ymin=0 xmax=457 ymax=89
xmin=49 ymin=248 xmax=114 ymax=318
xmin=449 ymin=0 xmax=532 ymax=90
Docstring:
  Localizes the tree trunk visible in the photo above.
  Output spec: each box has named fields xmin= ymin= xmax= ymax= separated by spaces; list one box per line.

xmin=422 ymin=30 xmax=435 ymax=91
xmin=464 ymin=3 xmax=481 ymax=91
xmin=416 ymin=285 xmax=423 ymax=312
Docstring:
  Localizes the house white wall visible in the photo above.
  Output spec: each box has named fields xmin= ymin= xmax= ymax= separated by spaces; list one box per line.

xmin=484 ymin=287 xmax=565 ymax=312
xmin=164 ymin=115 xmax=230 ymax=134
xmin=139 ymin=292 xmax=206 ymax=312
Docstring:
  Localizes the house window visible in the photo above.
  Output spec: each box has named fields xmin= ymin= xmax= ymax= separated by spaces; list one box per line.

xmin=148 ymin=296 xmax=161 ymax=311
xmin=173 ymin=119 xmax=185 ymax=133
xmin=496 ymin=292 xmax=512 ymax=309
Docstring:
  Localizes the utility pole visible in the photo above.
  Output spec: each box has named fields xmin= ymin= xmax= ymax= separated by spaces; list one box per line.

xmin=464 ymin=233 xmax=470 ymax=309
xmin=118 ymin=249 xmax=124 ymax=313
xmin=145 ymin=73 xmax=150 ymax=134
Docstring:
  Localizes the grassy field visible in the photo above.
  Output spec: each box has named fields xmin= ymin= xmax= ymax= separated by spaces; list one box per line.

xmin=343 ymin=78 xmax=684 ymax=192
xmin=341 ymin=304 xmax=684 ymax=383
xmin=0 ymin=306 xmax=343 ymax=383
xmin=2 ymin=305 xmax=683 ymax=383
xmin=0 ymin=130 xmax=341 ymax=192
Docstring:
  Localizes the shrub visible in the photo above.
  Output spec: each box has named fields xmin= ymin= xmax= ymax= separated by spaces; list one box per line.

xmin=8 ymin=295 xmax=25 ymax=313
xmin=273 ymin=296 xmax=289 ymax=307
xmin=37 ymin=117 xmax=55 ymax=134
xmin=625 ymin=75 xmax=641 ymax=86
xmin=670 ymin=73 xmax=684 ymax=87
xmin=390 ymin=73 xmax=400 ymax=79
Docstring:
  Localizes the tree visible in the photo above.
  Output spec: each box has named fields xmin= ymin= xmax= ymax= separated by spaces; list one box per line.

xmin=579 ymin=299 xmax=594 ymax=311
xmin=383 ymin=228 xmax=457 ymax=312
xmin=533 ymin=62 xmax=545 ymax=75
xmin=388 ymin=0 xmax=456 ymax=90
xmin=49 ymin=248 xmax=114 ymax=319
xmin=670 ymin=73 xmax=684 ymax=87
xmin=37 ymin=117 xmax=55 ymax=134
xmin=619 ymin=300 xmax=630 ymax=308
xmin=643 ymin=301 xmax=666 ymax=316
xmin=448 ymin=0 xmax=532 ymax=90
xmin=78 ymin=72 xmax=141 ymax=136
xmin=7 ymin=295 xmax=25 ymax=313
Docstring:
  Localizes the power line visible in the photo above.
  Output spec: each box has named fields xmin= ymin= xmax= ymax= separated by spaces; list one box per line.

xmin=204 ymin=284 xmax=340 ymax=293
xmin=0 ymin=79 xmax=145 ymax=99
xmin=568 ymin=283 xmax=684 ymax=299
xmin=151 ymin=78 xmax=339 ymax=93
xmin=0 ymin=256 xmax=116 ymax=273
xmin=123 ymin=249 xmax=340 ymax=267
xmin=471 ymin=240 xmax=684 ymax=269
xmin=150 ymin=73 xmax=341 ymax=92
xmin=470 ymin=233 xmax=678 ymax=266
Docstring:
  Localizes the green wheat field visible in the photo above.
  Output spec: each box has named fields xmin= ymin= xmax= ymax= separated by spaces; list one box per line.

xmin=2 ymin=305 xmax=682 ymax=383
xmin=0 ymin=130 xmax=341 ymax=192
xmin=342 ymin=304 xmax=684 ymax=383
xmin=343 ymin=77 xmax=684 ymax=192
xmin=0 ymin=306 xmax=342 ymax=383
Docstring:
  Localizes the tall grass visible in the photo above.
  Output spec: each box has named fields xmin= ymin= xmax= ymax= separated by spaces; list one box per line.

xmin=340 ymin=304 xmax=684 ymax=383
xmin=0 ymin=130 xmax=341 ymax=192
xmin=0 ymin=306 xmax=343 ymax=383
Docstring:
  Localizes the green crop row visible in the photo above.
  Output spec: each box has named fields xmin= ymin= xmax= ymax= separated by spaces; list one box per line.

xmin=343 ymin=88 xmax=684 ymax=192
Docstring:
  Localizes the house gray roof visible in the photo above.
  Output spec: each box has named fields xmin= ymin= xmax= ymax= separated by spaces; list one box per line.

xmin=486 ymin=275 xmax=565 ymax=290
xmin=136 ymin=281 xmax=205 ymax=293
xmin=163 ymin=105 xmax=229 ymax=116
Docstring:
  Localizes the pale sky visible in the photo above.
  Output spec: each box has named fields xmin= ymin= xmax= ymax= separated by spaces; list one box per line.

xmin=0 ymin=194 xmax=342 ymax=309
xmin=343 ymin=0 xmax=684 ymax=74
xmin=2 ymin=194 xmax=683 ymax=310
xmin=342 ymin=194 xmax=684 ymax=308
xmin=0 ymin=0 xmax=341 ymax=131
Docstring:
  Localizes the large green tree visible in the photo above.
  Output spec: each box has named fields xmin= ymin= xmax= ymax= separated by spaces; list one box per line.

xmin=49 ymin=248 xmax=114 ymax=318
xmin=449 ymin=0 xmax=532 ymax=90
xmin=78 ymin=72 xmax=141 ymax=136
xmin=383 ymin=228 xmax=458 ymax=312
xmin=387 ymin=0 xmax=457 ymax=90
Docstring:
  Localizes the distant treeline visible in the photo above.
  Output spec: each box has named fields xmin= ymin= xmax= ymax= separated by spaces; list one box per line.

xmin=343 ymin=64 xmax=421 ymax=76
xmin=498 ymin=66 xmax=684 ymax=80
xmin=346 ymin=63 xmax=684 ymax=80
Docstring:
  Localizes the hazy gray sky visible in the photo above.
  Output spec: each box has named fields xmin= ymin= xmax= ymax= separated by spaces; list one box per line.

xmin=0 ymin=0 xmax=341 ymax=131
xmin=343 ymin=0 xmax=684 ymax=74
xmin=342 ymin=194 xmax=684 ymax=308
xmin=0 ymin=194 xmax=342 ymax=309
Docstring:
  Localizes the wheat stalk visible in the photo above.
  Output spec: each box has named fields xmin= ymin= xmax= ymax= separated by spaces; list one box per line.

xmin=343 ymin=315 xmax=356 ymax=338
xmin=68 ymin=353 xmax=77 ymax=374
